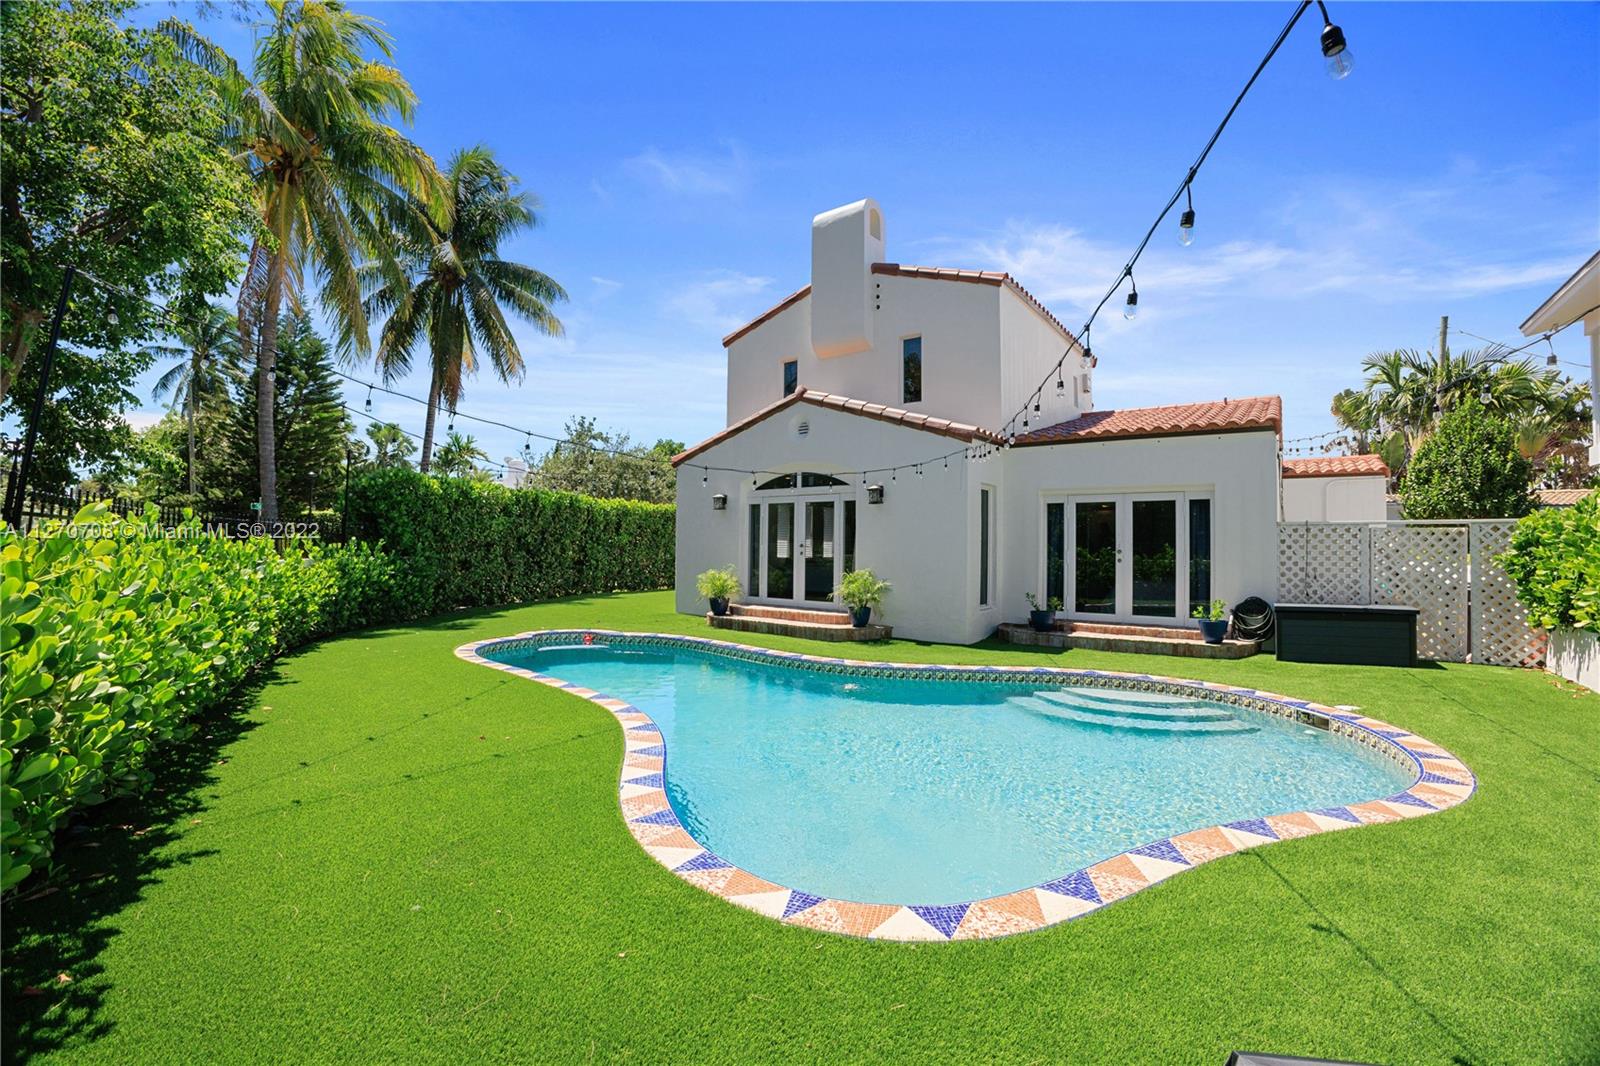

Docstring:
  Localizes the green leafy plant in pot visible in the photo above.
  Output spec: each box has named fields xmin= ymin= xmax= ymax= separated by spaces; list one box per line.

xmin=837 ymin=569 xmax=890 ymax=628
xmin=696 ymin=567 xmax=741 ymax=616
xmin=1025 ymin=592 xmax=1063 ymax=632
xmin=1191 ymin=598 xmax=1229 ymax=643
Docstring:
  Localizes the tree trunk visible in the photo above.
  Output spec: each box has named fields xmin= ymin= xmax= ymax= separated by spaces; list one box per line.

xmin=186 ymin=367 xmax=197 ymax=498
xmin=0 ymin=305 xmax=45 ymax=406
xmin=419 ymin=371 xmax=441 ymax=473
xmin=257 ymin=252 xmax=287 ymax=524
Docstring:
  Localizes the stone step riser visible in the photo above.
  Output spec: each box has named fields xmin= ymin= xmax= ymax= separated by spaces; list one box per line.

xmin=1035 ymin=691 xmax=1235 ymax=723
xmin=1009 ymin=697 xmax=1258 ymax=735
xmin=708 ymin=613 xmax=890 ymax=643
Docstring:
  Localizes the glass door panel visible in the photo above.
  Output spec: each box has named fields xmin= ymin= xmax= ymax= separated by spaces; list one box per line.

xmin=1130 ymin=499 xmax=1178 ymax=617
xmin=1073 ymin=501 xmax=1117 ymax=614
xmin=803 ymin=500 xmax=836 ymax=602
xmin=766 ymin=502 xmax=794 ymax=600
xmin=1045 ymin=502 xmax=1065 ymax=608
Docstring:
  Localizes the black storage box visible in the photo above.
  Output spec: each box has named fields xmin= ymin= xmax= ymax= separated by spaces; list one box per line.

xmin=1274 ymin=603 xmax=1419 ymax=668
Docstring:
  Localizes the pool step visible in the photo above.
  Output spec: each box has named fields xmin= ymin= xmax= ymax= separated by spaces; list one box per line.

xmin=1033 ymin=689 xmax=1236 ymax=722
xmin=1009 ymin=696 xmax=1257 ymax=735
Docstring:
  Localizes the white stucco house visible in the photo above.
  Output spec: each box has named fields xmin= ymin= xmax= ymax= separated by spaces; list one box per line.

xmin=1520 ymin=249 xmax=1599 ymax=468
xmin=672 ymin=198 xmax=1311 ymax=644
xmin=1280 ymin=454 xmax=1389 ymax=522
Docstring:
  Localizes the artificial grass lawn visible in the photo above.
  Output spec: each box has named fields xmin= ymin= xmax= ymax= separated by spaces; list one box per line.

xmin=4 ymin=591 xmax=1596 ymax=1065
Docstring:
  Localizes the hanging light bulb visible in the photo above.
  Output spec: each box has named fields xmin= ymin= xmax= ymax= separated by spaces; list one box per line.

xmin=1178 ymin=185 xmax=1195 ymax=246
xmin=1545 ymin=339 xmax=1558 ymax=367
xmin=1123 ymin=276 xmax=1139 ymax=321
xmin=106 ymin=308 xmax=120 ymax=326
xmin=701 ymin=472 xmax=708 ymax=487
xmin=1320 ymin=17 xmax=1353 ymax=80
xmin=365 ymin=386 xmax=373 ymax=413
xmin=1479 ymin=386 xmax=1492 ymax=405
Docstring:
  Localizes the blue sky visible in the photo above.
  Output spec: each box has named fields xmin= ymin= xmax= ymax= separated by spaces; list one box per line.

xmin=123 ymin=1 xmax=1599 ymax=464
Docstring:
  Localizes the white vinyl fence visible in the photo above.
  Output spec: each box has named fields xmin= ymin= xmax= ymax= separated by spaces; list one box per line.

xmin=1278 ymin=519 xmax=1545 ymax=667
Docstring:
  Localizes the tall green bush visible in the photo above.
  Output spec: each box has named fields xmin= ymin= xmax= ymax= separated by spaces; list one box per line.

xmin=1400 ymin=402 xmax=1534 ymax=519
xmin=346 ymin=468 xmax=674 ymax=614
xmin=1499 ymin=493 xmax=1600 ymax=632
xmin=0 ymin=504 xmax=389 ymax=889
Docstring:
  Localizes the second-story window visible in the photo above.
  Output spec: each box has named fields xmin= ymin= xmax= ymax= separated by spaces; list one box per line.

xmin=902 ymin=337 xmax=922 ymax=404
xmin=782 ymin=360 xmax=798 ymax=397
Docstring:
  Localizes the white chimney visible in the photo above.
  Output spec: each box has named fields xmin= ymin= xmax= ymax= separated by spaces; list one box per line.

xmin=809 ymin=198 xmax=884 ymax=359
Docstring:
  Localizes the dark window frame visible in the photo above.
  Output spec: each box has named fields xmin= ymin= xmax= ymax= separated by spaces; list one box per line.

xmin=782 ymin=360 xmax=798 ymax=397
xmin=902 ymin=337 xmax=922 ymax=404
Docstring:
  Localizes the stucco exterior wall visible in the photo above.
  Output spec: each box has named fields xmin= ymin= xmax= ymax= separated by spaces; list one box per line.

xmin=726 ymin=279 xmax=1088 ymax=434
xmin=675 ymin=404 xmax=987 ymax=645
xmin=676 ymin=415 xmax=1281 ymax=644
xmin=1001 ymin=430 xmax=1282 ymax=623
xmin=1281 ymin=475 xmax=1387 ymax=523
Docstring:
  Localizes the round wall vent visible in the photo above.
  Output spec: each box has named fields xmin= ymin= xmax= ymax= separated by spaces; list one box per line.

xmin=794 ymin=419 xmax=810 ymax=439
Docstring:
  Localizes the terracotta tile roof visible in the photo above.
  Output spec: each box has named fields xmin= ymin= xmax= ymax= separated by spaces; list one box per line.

xmin=1014 ymin=396 xmax=1283 ymax=447
xmin=671 ymin=387 xmax=1005 ymax=467
xmin=721 ymin=285 xmax=810 ymax=347
xmin=1282 ymin=454 xmax=1390 ymax=479
xmin=1536 ymin=488 xmax=1593 ymax=507
xmin=719 ymin=262 xmax=1077 ymax=347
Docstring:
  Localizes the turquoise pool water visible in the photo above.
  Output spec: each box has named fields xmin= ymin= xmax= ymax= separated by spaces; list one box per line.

xmin=489 ymin=642 xmax=1412 ymax=905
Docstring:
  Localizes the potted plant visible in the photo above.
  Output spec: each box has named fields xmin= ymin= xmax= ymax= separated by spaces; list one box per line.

xmin=1025 ymin=593 xmax=1062 ymax=632
xmin=837 ymin=569 xmax=891 ymax=627
xmin=696 ymin=567 xmax=741 ymax=616
xmin=1191 ymin=598 xmax=1229 ymax=643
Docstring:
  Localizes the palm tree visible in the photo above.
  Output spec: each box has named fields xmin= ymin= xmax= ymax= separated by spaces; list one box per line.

xmin=144 ymin=302 xmax=240 ymax=496
xmin=167 ymin=1 xmax=440 ymax=522
xmin=365 ymin=421 xmax=415 ymax=468
xmin=1354 ymin=344 xmax=1573 ymax=473
xmin=361 ymin=146 xmax=565 ymax=471
xmin=432 ymin=431 xmax=488 ymax=477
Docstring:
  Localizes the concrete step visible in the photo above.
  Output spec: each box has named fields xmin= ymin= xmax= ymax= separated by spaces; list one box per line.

xmin=996 ymin=623 xmax=1260 ymax=659
xmin=708 ymin=612 xmax=890 ymax=643
xmin=1067 ymin=621 xmax=1201 ymax=641
xmin=728 ymin=603 xmax=853 ymax=626
xmin=1009 ymin=696 xmax=1258 ymax=735
xmin=1034 ymin=689 xmax=1236 ymax=722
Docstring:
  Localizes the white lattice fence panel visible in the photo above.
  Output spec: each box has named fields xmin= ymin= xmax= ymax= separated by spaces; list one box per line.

xmin=1370 ymin=525 xmax=1469 ymax=661
xmin=1278 ymin=524 xmax=1370 ymax=604
xmin=1470 ymin=521 xmax=1547 ymax=668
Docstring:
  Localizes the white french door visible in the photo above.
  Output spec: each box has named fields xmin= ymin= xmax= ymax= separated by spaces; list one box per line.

xmin=749 ymin=494 xmax=847 ymax=605
xmin=1049 ymin=493 xmax=1208 ymax=624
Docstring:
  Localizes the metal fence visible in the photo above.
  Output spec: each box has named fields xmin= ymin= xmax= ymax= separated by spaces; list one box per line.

xmin=1278 ymin=519 xmax=1544 ymax=667
xmin=1 ymin=470 xmax=267 ymax=539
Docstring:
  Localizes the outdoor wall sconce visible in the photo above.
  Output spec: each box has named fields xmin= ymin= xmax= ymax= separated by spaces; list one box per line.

xmin=867 ymin=485 xmax=884 ymax=505
xmin=711 ymin=493 xmax=727 ymax=510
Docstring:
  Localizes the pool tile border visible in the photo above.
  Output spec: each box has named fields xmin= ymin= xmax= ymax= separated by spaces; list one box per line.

xmin=455 ymin=630 xmax=1476 ymax=942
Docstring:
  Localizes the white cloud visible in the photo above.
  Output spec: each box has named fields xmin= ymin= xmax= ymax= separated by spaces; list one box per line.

xmin=663 ymin=270 xmax=775 ymax=333
xmin=623 ymin=141 xmax=752 ymax=197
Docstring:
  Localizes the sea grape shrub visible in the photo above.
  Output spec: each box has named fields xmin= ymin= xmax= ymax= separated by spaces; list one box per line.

xmin=0 ymin=504 xmax=384 ymax=889
xmin=1499 ymin=492 xmax=1600 ymax=632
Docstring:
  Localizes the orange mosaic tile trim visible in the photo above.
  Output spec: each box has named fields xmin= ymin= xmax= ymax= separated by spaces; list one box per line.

xmin=455 ymin=630 xmax=1476 ymax=942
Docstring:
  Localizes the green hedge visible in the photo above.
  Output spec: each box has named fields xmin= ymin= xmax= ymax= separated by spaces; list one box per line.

xmin=346 ymin=468 xmax=675 ymax=614
xmin=0 ymin=504 xmax=394 ymax=890
xmin=1499 ymin=492 xmax=1600 ymax=632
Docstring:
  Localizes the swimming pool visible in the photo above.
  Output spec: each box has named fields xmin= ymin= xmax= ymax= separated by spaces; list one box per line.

xmin=463 ymin=631 xmax=1475 ymax=940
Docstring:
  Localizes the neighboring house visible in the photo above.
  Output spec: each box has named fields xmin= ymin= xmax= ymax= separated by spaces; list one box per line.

xmin=499 ymin=457 xmax=530 ymax=488
xmin=1520 ymin=249 xmax=1599 ymax=468
xmin=1535 ymin=487 xmax=1593 ymax=508
xmin=672 ymin=199 xmax=1288 ymax=644
xmin=1280 ymin=454 xmax=1389 ymax=522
